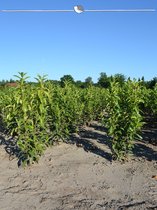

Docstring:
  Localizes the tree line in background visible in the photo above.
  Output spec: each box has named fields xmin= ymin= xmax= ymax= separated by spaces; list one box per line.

xmin=0 ymin=72 xmax=157 ymax=89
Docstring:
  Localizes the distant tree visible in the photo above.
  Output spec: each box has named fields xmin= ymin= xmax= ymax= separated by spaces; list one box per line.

xmin=97 ymin=72 xmax=110 ymax=88
xmin=147 ymin=77 xmax=157 ymax=89
xmin=138 ymin=76 xmax=147 ymax=87
xmin=84 ymin=76 xmax=93 ymax=87
xmin=60 ymin=75 xmax=75 ymax=87
xmin=113 ymin=73 xmax=126 ymax=86
xmin=75 ymin=80 xmax=85 ymax=88
xmin=0 ymin=79 xmax=6 ymax=87
xmin=9 ymin=78 xmax=16 ymax=83
xmin=0 ymin=79 xmax=5 ymax=85
xmin=0 ymin=79 xmax=10 ymax=86
xmin=46 ymin=79 xmax=60 ymax=86
xmin=141 ymin=76 xmax=145 ymax=82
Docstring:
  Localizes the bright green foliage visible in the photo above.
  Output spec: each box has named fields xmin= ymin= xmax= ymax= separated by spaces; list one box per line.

xmin=145 ymin=84 xmax=157 ymax=115
xmin=139 ymin=83 xmax=157 ymax=119
xmin=0 ymin=75 xmax=100 ymax=164
xmin=47 ymin=81 xmax=84 ymax=140
xmin=153 ymin=84 xmax=157 ymax=114
xmin=105 ymin=80 xmax=144 ymax=160
xmin=1 ymin=73 xmax=50 ymax=165
xmin=81 ymin=86 xmax=108 ymax=125
xmin=1 ymin=72 xmax=156 ymax=165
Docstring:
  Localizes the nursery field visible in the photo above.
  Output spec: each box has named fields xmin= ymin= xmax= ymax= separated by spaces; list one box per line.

xmin=0 ymin=72 xmax=157 ymax=209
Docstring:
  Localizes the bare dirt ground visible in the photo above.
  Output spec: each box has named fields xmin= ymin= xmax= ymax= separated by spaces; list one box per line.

xmin=0 ymin=122 xmax=157 ymax=210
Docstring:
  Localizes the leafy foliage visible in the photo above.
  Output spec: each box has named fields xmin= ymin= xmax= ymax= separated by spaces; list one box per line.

xmin=105 ymin=80 xmax=144 ymax=160
xmin=0 ymin=72 xmax=156 ymax=165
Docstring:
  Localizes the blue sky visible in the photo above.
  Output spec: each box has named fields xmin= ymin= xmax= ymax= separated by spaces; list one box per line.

xmin=0 ymin=0 xmax=156 ymax=82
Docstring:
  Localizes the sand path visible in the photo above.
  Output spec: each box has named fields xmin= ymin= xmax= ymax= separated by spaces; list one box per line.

xmin=0 ymin=122 xmax=157 ymax=210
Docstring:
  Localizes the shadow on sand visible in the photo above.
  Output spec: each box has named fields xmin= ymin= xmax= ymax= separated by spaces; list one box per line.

xmin=133 ymin=143 xmax=157 ymax=161
xmin=70 ymin=134 xmax=112 ymax=162
xmin=70 ymin=122 xmax=157 ymax=162
xmin=0 ymin=121 xmax=157 ymax=165
xmin=0 ymin=122 xmax=24 ymax=166
xmin=0 ymin=132 xmax=22 ymax=164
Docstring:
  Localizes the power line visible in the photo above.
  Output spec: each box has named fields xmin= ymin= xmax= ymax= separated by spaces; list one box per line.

xmin=0 ymin=6 xmax=155 ymax=14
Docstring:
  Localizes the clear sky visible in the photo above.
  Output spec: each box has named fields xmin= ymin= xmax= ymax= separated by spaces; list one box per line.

xmin=0 ymin=0 xmax=156 ymax=82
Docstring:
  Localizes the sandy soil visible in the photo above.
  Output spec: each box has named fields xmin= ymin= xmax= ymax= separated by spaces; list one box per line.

xmin=0 ymin=122 xmax=157 ymax=210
